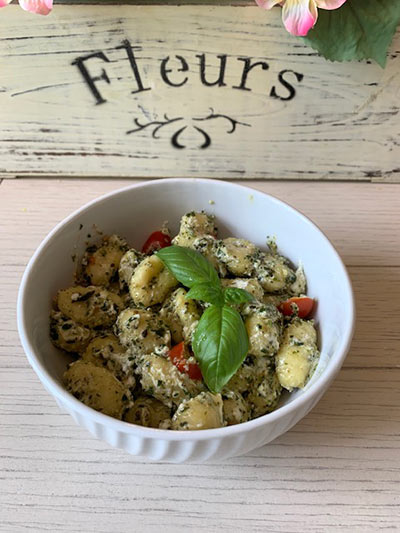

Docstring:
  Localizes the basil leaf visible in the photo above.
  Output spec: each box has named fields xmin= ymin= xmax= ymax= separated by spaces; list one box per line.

xmin=156 ymin=245 xmax=220 ymax=288
xmin=304 ymin=0 xmax=400 ymax=67
xmin=186 ymin=282 xmax=224 ymax=307
xmin=193 ymin=305 xmax=249 ymax=393
xmin=223 ymin=287 xmax=254 ymax=305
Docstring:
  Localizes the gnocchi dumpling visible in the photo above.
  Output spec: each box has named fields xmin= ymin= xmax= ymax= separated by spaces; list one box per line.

xmin=191 ymin=236 xmax=227 ymax=277
xmin=172 ymin=392 xmax=224 ymax=430
xmin=225 ymin=355 xmax=281 ymax=417
xmin=160 ymin=288 xmax=200 ymax=344
xmin=124 ymin=396 xmax=170 ymax=428
xmin=129 ymin=255 xmax=178 ymax=307
xmin=221 ymin=277 xmax=264 ymax=302
xmin=215 ymin=238 xmax=257 ymax=276
xmin=242 ymin=302 xmax=283 ymax=357
xmin=137 ymin=353 xmax=203 ymax=408
xmin=246 ymin=358 xmax=282 ymax=418
xmin=83 ymin=334 xmax=135 ymax=388
xmin=57 ymin=286 xmax=123 ymax=328
xmin=172 ymin=211 xmax=217 ymax=247
xmin=254 ymin=252 xmax=296 ymax=293
xmin=64 ymin=360 xmax=129 ymax=419
xmin=275 ymin=318 xmax=319 ymax=391
xmin=83 ymin=234 xmax=127 ymax=286
xmin=115 ymin=308 xmax=171 ymax=358
xmin=222 ymin=391 xmax=250 ymax=425
xmin=159 ymin=301 xmax=184 ymax=344
xmin=118 ymin=248 xmax=145 ymax=291
xmin=225 ymin=355 xmax=259 ymax=397
xmin=50 ymin=311 xmax=92 ymax=353
xmin=289 ymin=263 xmax=307 ymax=297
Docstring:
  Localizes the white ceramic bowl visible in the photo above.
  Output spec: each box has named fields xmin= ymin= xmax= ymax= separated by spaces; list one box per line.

xmin=18 ymin=179 xmax=355 ymax=463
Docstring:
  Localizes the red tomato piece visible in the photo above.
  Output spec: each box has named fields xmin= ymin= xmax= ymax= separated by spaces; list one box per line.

xmin=142 ymin=231 xmax=172 ymax=254
xmin=169 ymin=341 xmax=186 ymax=365
xmin=186 ymin=363 xmax=203 ymax=381
xmin=169 ymin=342 xmax=202 ymax=381
xmin=277 ymin=297 xmax=314 ymax=319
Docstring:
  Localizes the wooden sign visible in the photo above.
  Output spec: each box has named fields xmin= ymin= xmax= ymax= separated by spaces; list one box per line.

xmin=0 ymin=5 xmax=399 ymax=181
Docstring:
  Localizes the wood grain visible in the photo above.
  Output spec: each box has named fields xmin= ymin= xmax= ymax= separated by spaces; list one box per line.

xmin=0 ymin=6 xmax=399 ymax=181
xmin=1 ymin=179 xmax=399 ymax=532
xmin=2 ymin=179 xmax=399 ymax=267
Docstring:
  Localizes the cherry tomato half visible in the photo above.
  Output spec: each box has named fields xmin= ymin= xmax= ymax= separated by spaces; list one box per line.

xmin=142 ymin=230 xmax=171 ymax=254
xmin=277 ymin=297 xmax=314 ymax=319
xmin=169 ymin=342 xmax=203 ymax=381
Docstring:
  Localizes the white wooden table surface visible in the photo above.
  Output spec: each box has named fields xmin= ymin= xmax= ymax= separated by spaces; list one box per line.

xmin=1 ymin=178 xmax=400 ymax=533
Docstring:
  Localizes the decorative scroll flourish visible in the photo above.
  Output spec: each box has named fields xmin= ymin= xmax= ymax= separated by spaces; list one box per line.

xmin=126 ymin=114 xmax=183 ymax=138
xmin=193 ymin=108 xmax=251 ymax=134
xmin=126 ymin=109 xmax=251 ymax=149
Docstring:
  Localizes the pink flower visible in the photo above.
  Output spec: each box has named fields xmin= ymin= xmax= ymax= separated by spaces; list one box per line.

xmin=0 ymin=0 xmax=52 ymax=15
xmin=256 ymin=0 xmax=347 ymax=37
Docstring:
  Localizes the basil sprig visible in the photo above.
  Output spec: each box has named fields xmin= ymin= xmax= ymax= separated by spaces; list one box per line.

xmin=156 ymin=245 xmax=253 ymax=392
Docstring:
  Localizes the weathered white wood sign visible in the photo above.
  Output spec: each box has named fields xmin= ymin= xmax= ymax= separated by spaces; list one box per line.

xmin=0 ymin=5 xmax=399 ymax=180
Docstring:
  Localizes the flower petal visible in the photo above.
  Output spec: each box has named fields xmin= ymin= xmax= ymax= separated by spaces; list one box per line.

xmin=0 ymin=0 xmax=13 ymax=7
xmin=282 ymin=0 xmax=318 ymax=37
xmin=18 ymin=0 xmax=52 ymax=15
xmin=316 ymin=0 xmax=347 ymax=9
xmin=255 ymin=0 xmax=282 ymax=9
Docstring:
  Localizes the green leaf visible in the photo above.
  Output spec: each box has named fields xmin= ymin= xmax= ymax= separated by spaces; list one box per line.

xmin=192 ymin=305 xmax=249 ymax=393
xmin=156 ymin=245 xmax=220 ymax=288
xmin=303 ymin=0 xmax=400 ymax=67
xmin=186 ymin=282 xmax=224 ymax=307
xmin=223 ymin=287 xmax=254 ymax=306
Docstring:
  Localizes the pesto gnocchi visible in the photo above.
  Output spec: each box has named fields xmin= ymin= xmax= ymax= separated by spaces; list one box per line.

xmin=50 ymin=214 xmax=319 ymax=430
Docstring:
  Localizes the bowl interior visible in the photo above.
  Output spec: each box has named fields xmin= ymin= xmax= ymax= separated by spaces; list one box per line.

xmin=20 ymin=179 xmax=353 ymax=415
